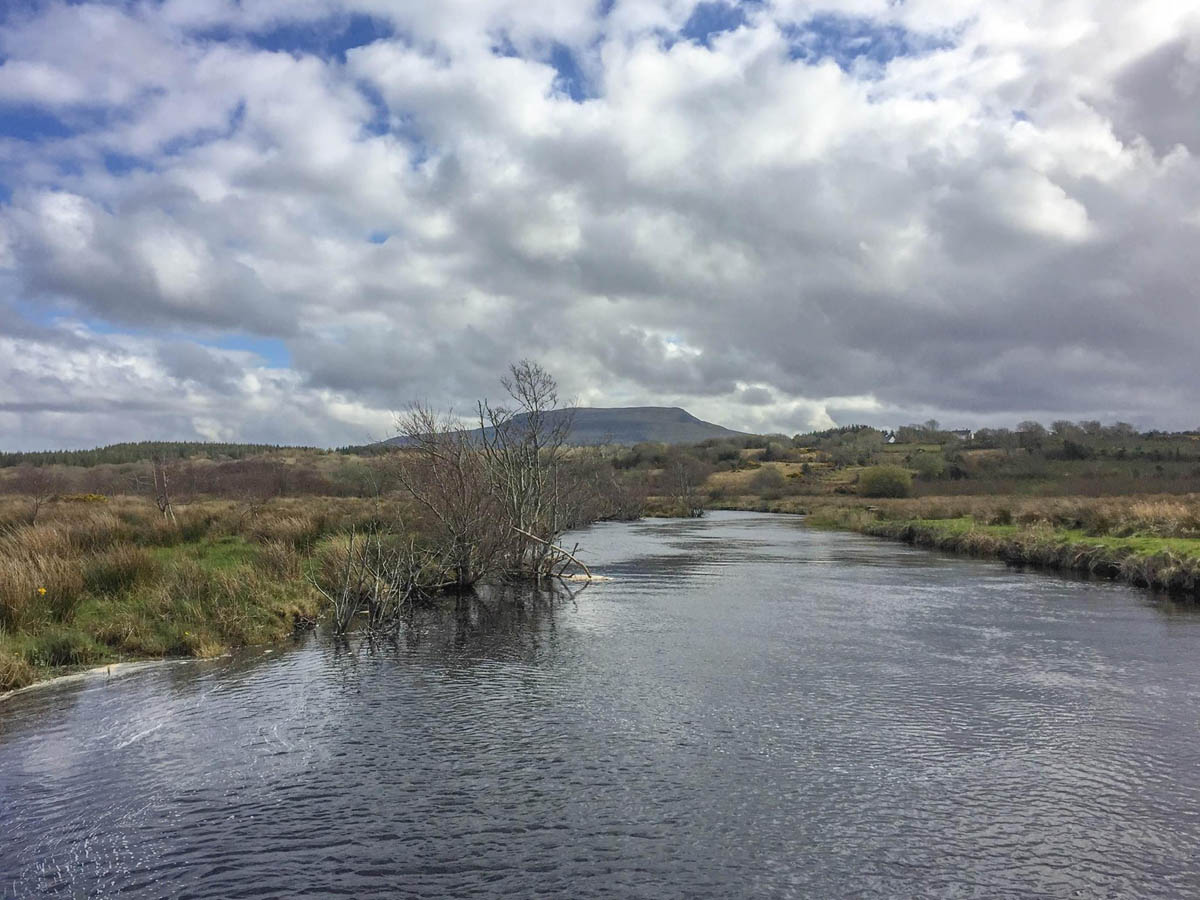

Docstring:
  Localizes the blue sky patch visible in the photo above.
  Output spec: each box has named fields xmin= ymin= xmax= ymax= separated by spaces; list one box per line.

xmin=549 ymin=43 xmax=590 ymax=101
xmin=103 ymin=151 xmax=150 ymax=176
xmin=786 ymin=14 xmax=953 ymax=72
xmin=357 ymin=82 xmax=391 ymax=137
xmin=0 ymin=105 xmax=74 ymax=141
xmin=11 ymin=299 xmax=292 ymax=368
xmin=491 ymin=35 xmax=594 ymax=102
xmin=681 ymin=1 xmax=757 ymax=48
xmin=193 ymin=13 xmax=392 ymax=62
xmin=208 ymin=335 xmax=292 ymax=368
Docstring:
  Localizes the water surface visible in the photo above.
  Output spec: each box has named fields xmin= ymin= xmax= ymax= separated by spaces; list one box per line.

xmin=4 ymin=511 xmax=1200 ymax=898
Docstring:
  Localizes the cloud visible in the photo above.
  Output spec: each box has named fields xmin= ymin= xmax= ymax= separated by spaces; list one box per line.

xmin=0 ymin=314 xmax=392 ymax=449
xmin=0 ymin=0 xmax=1198 ymax=449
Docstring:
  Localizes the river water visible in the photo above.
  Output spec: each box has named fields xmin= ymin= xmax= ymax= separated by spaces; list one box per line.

xmin=3 ymin=511 xmax=1200 ymax=898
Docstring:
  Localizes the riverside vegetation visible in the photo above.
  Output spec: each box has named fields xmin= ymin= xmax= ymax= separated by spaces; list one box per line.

xmin=697 ymin=421 xmax=1200 ymax=603
xmin=5 ymin=399 xmax=1200 ymax=691
xmin=0 ymin=363 xmax=646 ymax=691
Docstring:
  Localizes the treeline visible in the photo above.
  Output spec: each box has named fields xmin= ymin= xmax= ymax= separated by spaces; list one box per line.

xmin=0 ymin=456 xmax=384 ymax=503
xmin=784 ymin=420 xmax=1200 ymax=497
xmin=0 ymin=441 xmax=313 ymax=468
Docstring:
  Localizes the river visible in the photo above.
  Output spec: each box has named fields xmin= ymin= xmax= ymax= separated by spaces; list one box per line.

xmin=3 ymin=511 xmax=1200 ymax=898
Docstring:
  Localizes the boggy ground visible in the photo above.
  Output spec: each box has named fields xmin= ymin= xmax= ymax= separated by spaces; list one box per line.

xmin=0 ymin=495 xmax=410 ymax=692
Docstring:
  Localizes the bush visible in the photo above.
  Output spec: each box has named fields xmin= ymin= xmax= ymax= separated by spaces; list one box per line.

xmin=858 ymin=466 xmax=913 ymax=498
xmin=749 ymin=466 xmax=786 ymax=498
xmin=910 ymin=452 xmax=945 ymax=480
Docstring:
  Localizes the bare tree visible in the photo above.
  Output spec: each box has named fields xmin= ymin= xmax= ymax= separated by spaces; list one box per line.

xmin=151 ymin=456 xmax=178 ymax=523
xmin=13 ymin=466 xmax=65 ymax=524
xmin=386 ymin=362 xmax=599 ymax=589
xmin=391 ymin=405 xmax=504 ymax=589
xmin=478 ymin=360 xmax=576 ymax=578
xmin=308 ymin=528 xmax=450 ymax=635
xmin=662 ymin=449 xmax=711 ymax=518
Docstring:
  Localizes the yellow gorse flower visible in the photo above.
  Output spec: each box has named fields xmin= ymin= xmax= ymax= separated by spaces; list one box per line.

xmin=37 ymin=587 xmax=47 ymax=596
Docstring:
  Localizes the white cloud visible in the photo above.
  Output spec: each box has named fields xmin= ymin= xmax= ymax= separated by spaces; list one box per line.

xmin=0 ymin=0 xmax=1198 ymax=448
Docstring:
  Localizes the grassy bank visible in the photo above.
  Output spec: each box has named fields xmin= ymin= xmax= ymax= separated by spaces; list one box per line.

xmin=802 ymin=497 xmax=1200 ymax=600
xmin=0 ymin=495 xmax=407 ymax=692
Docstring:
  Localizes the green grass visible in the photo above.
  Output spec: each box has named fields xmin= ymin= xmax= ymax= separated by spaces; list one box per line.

xmin=1054 ymin=530 xmax=1200 ymax=557
xmin=151 ymin=535 xmax=260 ymax=570
xmin=897 ymin=517 xmax=1200 ymax=559
xmin=806 ymin=509 xmax=1200 ymax=599
xmin=2 ymin=533 xmax=322 ymax=694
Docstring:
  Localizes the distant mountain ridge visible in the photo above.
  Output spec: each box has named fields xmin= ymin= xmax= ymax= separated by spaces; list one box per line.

xmin=383 ymin=406 xmax=752 ymax=447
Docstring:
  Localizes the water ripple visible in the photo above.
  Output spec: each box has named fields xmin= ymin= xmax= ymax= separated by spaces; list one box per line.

xmin=3 ymin=511 xmax=1200 ymax=898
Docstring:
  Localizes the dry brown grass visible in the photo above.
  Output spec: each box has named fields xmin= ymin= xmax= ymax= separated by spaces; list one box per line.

xmin=0 ymin=493 xmax=416 ymax=691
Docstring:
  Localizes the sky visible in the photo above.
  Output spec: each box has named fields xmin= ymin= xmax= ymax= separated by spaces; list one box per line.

xmin=0 ymin=0 xmax=1197 ymax=450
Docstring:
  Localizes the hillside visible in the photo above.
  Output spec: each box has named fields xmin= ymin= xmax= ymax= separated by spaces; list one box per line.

xmin=384 ymin=406 xmax=752 ymax=447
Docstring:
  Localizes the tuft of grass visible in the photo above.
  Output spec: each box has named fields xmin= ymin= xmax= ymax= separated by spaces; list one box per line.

xmin=0 ymin=641 xmax=36 ymax=691
xmin=27 ymin=626 xmax=105 ymax=668
xmin=247 ymin=512 xmax=327 ymax=549
xmin=258 ymin=539 xmax=302 ymax=579
xmin=83 ymin=545 xmax=159 ymax=595
xmin=0 ymin=529 xmax=87 ymax=628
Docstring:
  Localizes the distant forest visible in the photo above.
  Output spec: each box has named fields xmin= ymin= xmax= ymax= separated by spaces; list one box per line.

xmin=0 ymin=441 xmax=314 ymax=468
xmin=3 ymin=422 xmax=1199 ymax=470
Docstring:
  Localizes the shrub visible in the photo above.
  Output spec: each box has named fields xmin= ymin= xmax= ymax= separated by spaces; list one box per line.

xmin=749 ymin=466 xmax=786 ymax=498
xmin=988 ymin=507 xmax=1013 ymax=526
xmin=910 ymin=452 xmax=945 ymax=480
xmin=858 ymin=466 xmax=913 ymax=498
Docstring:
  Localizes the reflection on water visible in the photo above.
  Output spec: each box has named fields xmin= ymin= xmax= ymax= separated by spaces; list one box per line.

xmin=3 ymin=511 xmax=1200 ymax=898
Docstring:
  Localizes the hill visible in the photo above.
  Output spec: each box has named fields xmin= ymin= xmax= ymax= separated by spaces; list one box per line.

xmin=384 ymin=406 xmax=752 ymax=447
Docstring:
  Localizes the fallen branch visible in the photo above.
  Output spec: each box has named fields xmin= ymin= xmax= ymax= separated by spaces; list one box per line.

xmin=509 ymin=525 xmax=592 ymax=579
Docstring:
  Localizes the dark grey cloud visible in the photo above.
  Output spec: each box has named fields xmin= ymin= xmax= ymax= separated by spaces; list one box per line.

xmin=1109 ymin=36 xmax=1200 ymax=156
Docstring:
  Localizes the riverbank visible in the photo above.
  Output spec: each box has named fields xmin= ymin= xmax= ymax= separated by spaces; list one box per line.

xmin=793 ymin=498 xmax=1200 ymax=600
xmin=0 ymin=659 xmax=187 ymax=702
xmin=0 ymin=487 xmax=616 ymax=693
xmin=0 ymin=495 xmax=395 ymax=692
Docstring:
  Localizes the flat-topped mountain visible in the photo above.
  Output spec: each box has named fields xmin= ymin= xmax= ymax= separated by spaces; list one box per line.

xmin=384 ymin=406 xmax=752 ymax=447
